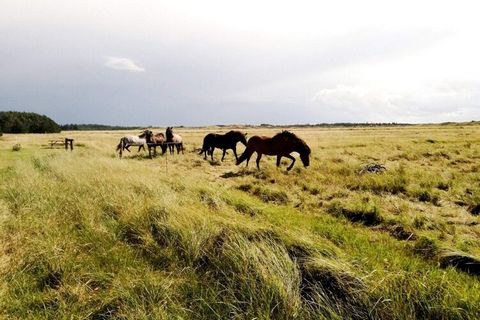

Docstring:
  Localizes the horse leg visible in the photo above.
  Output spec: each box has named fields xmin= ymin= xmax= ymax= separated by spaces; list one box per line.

xmin=125 ymin=145 xmax=131 ymax=152
xmin=245 ymin=150 xmax=254 ymax=167
xmin=256 ymin=153 xmax=262 ymax=169
xmin=276 ymin=155 xmax=282 ymax=167
xmin=233 ymin=147 xmax=238 ymax=161
xmin=221 ymin=149 xmax=226 ymax=161
xmin=285 ymin=154 xmax=296 ymax=171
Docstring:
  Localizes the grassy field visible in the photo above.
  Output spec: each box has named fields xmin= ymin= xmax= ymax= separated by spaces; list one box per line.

xmin=0 ymin=124 xmax=479 ymax=319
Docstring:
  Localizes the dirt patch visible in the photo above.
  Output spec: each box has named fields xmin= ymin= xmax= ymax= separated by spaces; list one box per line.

xmin=119 ymin=225 xmax=144 ymax=246
xmin=237 ymin=184 xmax=289 ymax=205
xmin=328 ymin=202 xmax=383 ymax=226
xmin=150 ymin=223 xmax=181 ymax=248
xmin=90 ymin=299 xmax=123 ymax=320
xmin=252 ymin=188 xmax=289 ymax=205
xmin=469 ymin=204 xmax=480 ymax=216
xmin=375 ymin=224 xmax=416 ymax=241
xmin=39 ymin=271 xmax=62 ymax=290
xmin=439 ymin=253 xmax=480 ymax=276
xmin=221 ymin=171 xmax=254 ymax=178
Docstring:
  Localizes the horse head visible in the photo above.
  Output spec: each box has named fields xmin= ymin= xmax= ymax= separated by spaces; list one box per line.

xmin=299 ymin=143 xmax=311 ymax=167
xmin=240 ymin=132 xmax=248 ymax=146
xmin=166 ymin=127 xmax=174 ymax=140
xmin=139 ymin=129 xmax=152 ymax=137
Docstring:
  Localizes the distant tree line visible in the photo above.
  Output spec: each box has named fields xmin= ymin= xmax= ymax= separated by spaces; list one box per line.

xmin=0 ymin=111 xmax=61 ymax=134
xmin=61 ymin=124 xmax=151 ymax=131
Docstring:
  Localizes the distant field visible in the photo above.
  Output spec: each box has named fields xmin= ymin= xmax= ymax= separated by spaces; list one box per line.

xmin=1 ymin=124 xmax=479 ymax=319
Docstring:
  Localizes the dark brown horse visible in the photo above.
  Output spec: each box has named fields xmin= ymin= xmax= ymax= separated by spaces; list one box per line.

xmin=236 ymin=131 xmax=311 ymax=171
xmin=142 ymin=130 xmax=167 ymax=157
xmin=166 ymin=127 xmax=184 ymax=154
xmin=199 ymin=130 xmax=247 ymax=161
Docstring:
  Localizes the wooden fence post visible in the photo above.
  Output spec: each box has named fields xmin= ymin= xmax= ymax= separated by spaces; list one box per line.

xmin=64 ymin=138 xmax=74 ymax=151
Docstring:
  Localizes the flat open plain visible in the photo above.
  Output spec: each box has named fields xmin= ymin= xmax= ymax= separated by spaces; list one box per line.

xmin=1 ymin=124 xmax=479 ymax=319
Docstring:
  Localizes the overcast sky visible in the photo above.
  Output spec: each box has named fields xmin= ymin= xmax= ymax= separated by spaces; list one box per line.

xmin=1 ymin=0 xmax=479 ymax=126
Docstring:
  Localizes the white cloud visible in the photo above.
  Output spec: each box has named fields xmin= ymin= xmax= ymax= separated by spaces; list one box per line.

xmin=311 ymin=82 xmax=480 ymax=123
xmin=104 ymin=56 xmax=145 ymax=72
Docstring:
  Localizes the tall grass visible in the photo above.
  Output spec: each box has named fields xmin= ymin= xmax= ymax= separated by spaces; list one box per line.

xmin=0 ymin=124 xmax=479 ymax=319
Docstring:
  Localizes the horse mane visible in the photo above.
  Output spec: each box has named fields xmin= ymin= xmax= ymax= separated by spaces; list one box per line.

xmin=273 ymin=130 xmax=297 ymax=139
xmin=273 ymin=131 xmax=310 ymax=153
xmin=226 ymin=130 xmax=242 ymax=136
xmin=166 ymin=127 xmax=173 ymax=140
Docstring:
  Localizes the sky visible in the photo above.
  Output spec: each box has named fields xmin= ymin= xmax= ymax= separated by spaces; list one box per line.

xmin=1 ymin=0 xmax=479 ymax=126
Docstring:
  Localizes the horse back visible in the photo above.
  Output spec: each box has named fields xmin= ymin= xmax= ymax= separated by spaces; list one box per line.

xmin=247 ymin=135 xmax=292 ymax=156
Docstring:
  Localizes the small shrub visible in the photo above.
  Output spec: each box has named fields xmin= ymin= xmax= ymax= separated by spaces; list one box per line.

xmin=12 ymin=144 xmax=21 ymax=151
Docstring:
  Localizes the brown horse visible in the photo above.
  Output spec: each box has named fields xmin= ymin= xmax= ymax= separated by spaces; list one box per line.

xmin=236 ymin=131 xmax=311 ymax=171
xmin=142 ymin=130 xmax=167 ymax=157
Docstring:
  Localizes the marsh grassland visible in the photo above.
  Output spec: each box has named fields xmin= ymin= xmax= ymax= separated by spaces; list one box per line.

xmin=1 ymin=124 xmax=479 ymax=319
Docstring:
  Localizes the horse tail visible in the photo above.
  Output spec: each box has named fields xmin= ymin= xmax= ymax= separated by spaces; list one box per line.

xmin=116 ymin=137 xmax=124 ymax=152
xmin=236 ymin=146 xmax=251 ymax=165
xmin=199 ymin=137 xmax=208 ymax=154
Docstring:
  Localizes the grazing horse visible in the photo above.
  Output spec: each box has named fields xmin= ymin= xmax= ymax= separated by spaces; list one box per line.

xmin=236 ymin=131 xmax=311 ymax=171
xmin=199 ymin=130 xmax=247 ymax=161
xmin=116 ymin=132 xmax=147 ymax=157
xmin=142 ymin=130 xmax=167 ymax=157
xmin=166 ymin=127 xmax=184 ymax=154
